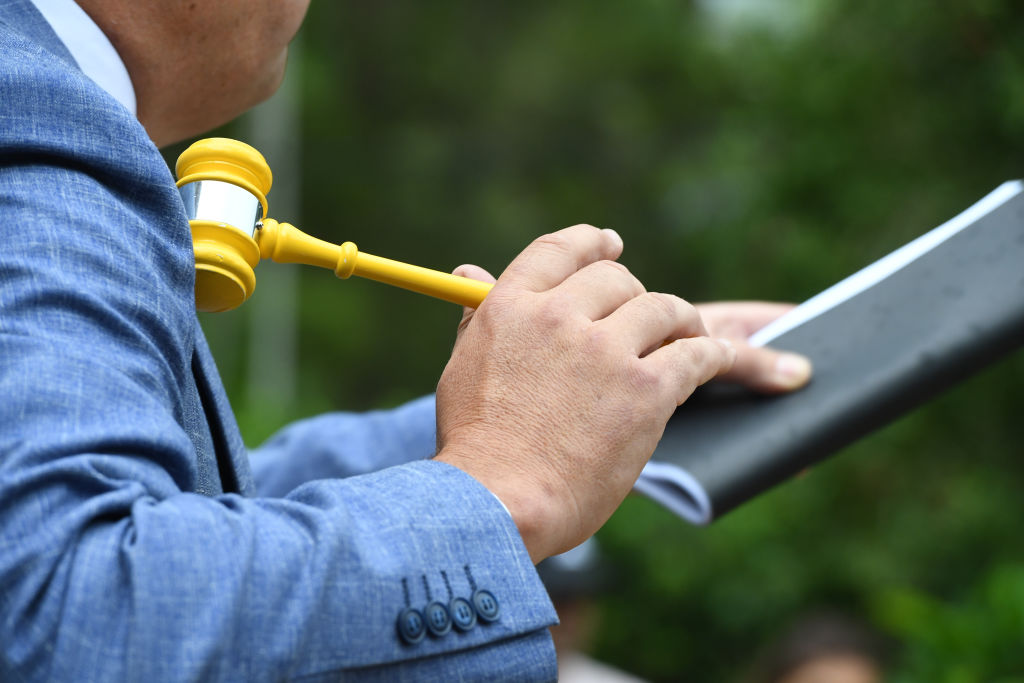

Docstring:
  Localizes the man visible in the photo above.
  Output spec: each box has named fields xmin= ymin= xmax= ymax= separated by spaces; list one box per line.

xmin=0 ymin=1 xmax=811 ymax=680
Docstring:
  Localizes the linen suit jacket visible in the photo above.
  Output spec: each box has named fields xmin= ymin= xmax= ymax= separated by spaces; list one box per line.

xmin=0 ymin=3 xmax=558 ymax=681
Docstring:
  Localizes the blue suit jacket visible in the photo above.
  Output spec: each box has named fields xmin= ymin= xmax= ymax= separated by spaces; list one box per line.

xmin=0 ymin=4 xmax=557 ymax=681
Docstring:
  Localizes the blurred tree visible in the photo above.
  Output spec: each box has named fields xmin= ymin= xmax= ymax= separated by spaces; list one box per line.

xmin=874 ymin=563 xmax=1024 ymax=681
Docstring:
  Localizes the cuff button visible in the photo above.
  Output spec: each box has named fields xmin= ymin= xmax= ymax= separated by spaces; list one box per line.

xmin=472 ymin=589 xmax=500 ymax=622
xmin=425 ymin=601 xmax=453 ymax=637
xmin=449 ymin=597 xmax=477 ymax=631
xmin=397 ymin=607 xmax=426 ymax=645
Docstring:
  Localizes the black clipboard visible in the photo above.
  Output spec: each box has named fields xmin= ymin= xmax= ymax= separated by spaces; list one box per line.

xmin=634 ymin=182 xmax=1024 ymax=523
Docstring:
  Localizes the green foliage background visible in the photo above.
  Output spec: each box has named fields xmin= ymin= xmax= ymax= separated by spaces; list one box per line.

xmin=196 ymin=1 xmax=1024 ymax=679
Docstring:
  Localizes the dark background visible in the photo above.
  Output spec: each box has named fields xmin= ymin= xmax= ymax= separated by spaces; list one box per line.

xmin=184 ymin=1 xmax=1024 ymax=679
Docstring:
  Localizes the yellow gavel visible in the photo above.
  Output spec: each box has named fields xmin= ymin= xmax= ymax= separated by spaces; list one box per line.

xmin=176 ymin=138 xmax=493 ymax=313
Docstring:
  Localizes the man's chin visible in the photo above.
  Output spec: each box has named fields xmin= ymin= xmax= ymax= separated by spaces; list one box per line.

xmin=251 ymin=49 xmax=290 ymax=108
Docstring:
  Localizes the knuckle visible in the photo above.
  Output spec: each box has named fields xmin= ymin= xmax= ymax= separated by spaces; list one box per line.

xmin=666 ymin=350 xmax=704 ymax=403
xmin=581 ymin=324 xmax=614 ymax=355
xmin=672 ymin=293 xmax=698 ymax=319
xmin=626 ymin=272 xmax=647 ymax=295
xmin=625 ymin=359 xmax=663 ymax=394
xmin=536 ymin=294 xmax=572 ymax=328
xmin=477 ymin=291 xmax=509 ymax=318
xmin=647 ymin=292 xmax=683 ymax=319
xmin=596 ymin=259 xmax=631 ymax=277
xmin=677 ymin=339 xmax=730 ymax=390
xmin=472 ymin=294 xmax=515 ymax=335
xmin=592 ymin=260 xmax=644 ymax=295
xmin=681 ymin=337 xmax=716 ymax=368
xmin=622 ymin=366 xmax=672 ymax=429
xmin=533 ymin=232 xmax=575 ymax=256
xmin=676 ymin=339 xmax=708 ymax=369
xmin=655 ymin=293 xmax=704 ymax=334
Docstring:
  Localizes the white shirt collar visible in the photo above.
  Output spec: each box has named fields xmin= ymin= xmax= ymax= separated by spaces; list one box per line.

xmin=29 ymin=0 xmax=137 ymax=115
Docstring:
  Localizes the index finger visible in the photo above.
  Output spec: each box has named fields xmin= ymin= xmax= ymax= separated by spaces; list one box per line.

xmin=498 ymin=225 xmax=624 ymax=293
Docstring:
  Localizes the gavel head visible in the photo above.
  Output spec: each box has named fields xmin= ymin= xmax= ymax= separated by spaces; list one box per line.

xmin=176 ymin=138 xmax=273 ymax=312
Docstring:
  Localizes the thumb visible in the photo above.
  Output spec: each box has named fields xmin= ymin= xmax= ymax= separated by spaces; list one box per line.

xmin=452 ymin=264 xmax=497 ymax=337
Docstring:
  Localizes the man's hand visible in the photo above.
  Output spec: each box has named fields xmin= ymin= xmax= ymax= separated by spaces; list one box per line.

xmin=434 ymin=225 xmax=737 ymax=563
xmin=696 ymin=302 xmax=812 ymax=393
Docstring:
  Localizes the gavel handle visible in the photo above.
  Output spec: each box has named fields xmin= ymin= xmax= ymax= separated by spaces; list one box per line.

xmin=342 ymin=249 xmax=492 ymax=309
xmin=257 ymin=219 xmax=493 ymax=308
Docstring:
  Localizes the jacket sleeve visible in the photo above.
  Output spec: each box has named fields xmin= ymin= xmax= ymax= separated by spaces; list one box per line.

xmin=0 ymin=29 xmax=557 ymax=682
xmin=250 ymin=395 xmax=439 ymax=498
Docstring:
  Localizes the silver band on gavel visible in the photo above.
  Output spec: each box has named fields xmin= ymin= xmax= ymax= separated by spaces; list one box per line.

xmin=179 ymin=180 xmax=264 ymax=237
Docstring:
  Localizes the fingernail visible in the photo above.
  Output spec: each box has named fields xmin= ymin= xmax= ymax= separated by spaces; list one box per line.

xmin=602 ymin=228 xmax=623 ymax=250
xmin=775 ymin=353 xmax=812 ymax=388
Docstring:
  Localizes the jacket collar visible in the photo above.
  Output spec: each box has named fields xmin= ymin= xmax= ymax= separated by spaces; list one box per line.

xmin=0 ymin=0 xmax=77 ymax=66
xmin=27 ymin=0 xmax=136 ymax=114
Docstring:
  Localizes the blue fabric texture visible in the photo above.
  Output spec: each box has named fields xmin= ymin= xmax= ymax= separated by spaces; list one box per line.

xmin=250 ymin=395 xmax=439 ymax=498
xmin=0 ymin=3 xmax=558 ymax=681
